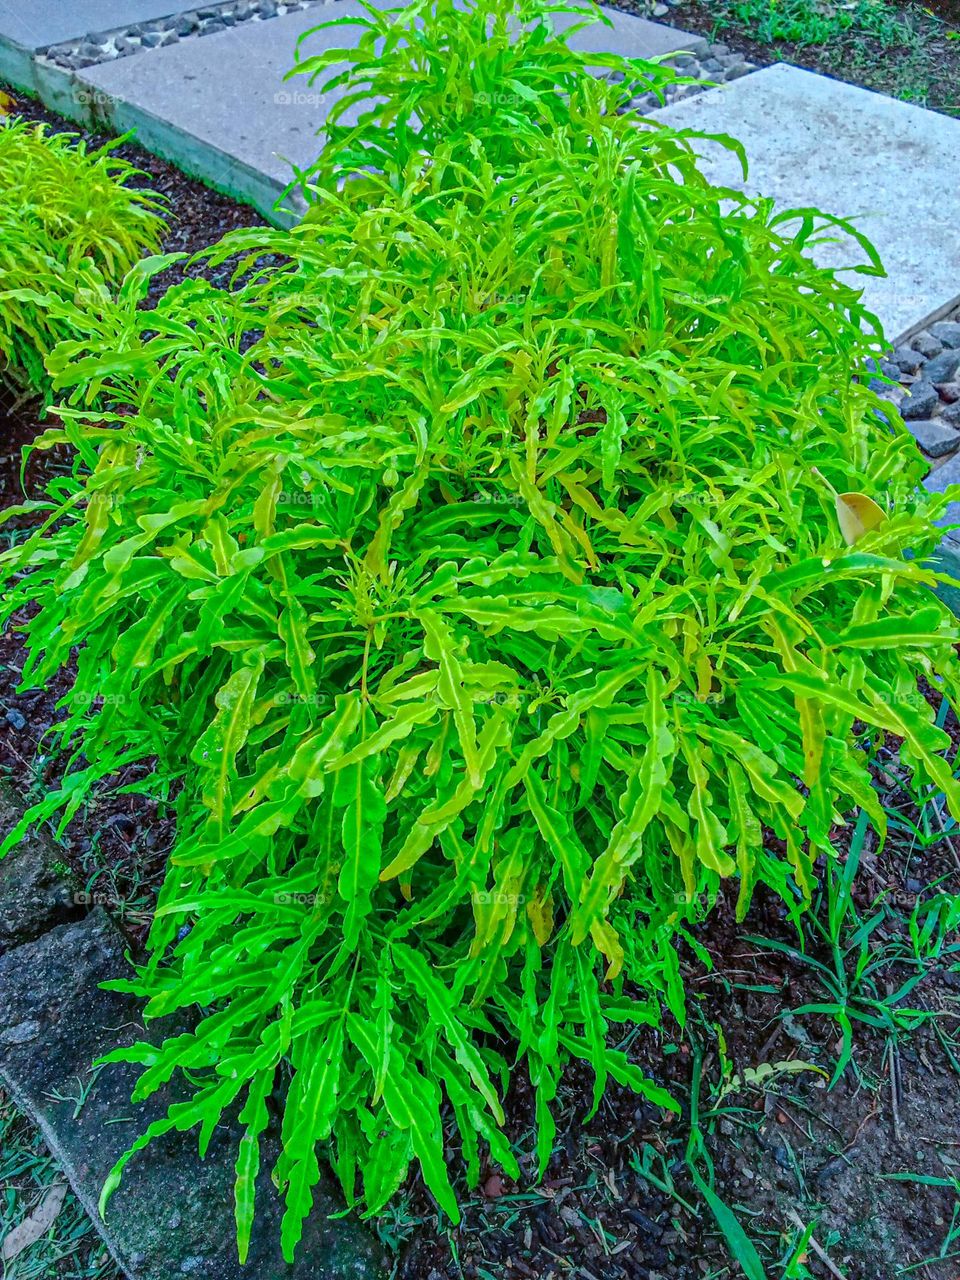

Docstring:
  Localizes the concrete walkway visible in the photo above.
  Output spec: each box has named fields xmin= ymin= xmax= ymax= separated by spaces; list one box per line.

xmin=0 ymin=0 xmax=958 ymax=341
xmin=0 ymin=1 xmax=201 ymax=87
xmin=2 ymin=0 xmax=706 ymax=223
xmin=653 ymin=65 xmax=960 ymax=346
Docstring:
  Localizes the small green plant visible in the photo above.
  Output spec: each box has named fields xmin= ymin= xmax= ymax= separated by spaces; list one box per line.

xmin=714 ymin=0 xmax=918 ymax=48
xmin=0 ymin=117 xmax=166 ymax=401
xmin=3 ymin=0 xmax=960 ymax=1262
xmin=752 ymin=798 xmax=960 ymax=1085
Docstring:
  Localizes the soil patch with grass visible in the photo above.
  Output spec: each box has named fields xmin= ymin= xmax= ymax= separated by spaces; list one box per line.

xmin=619 ymin=0 xmax=960 ymax=116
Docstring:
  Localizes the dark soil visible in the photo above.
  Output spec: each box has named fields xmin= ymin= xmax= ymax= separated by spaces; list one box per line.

xmin=0 ymin=85 xmax=269 ymax=948
xmin=396 ymin=865 xmax=960 ymax=1280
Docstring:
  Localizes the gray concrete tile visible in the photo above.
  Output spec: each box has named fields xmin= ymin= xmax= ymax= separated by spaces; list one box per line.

xmin=0 ymin=1 xmax=196 ymax=53
xmin=650 ymin=64 xmax=960 ymax=344
xmin=72 ymin=3 xmax=702 ymax=220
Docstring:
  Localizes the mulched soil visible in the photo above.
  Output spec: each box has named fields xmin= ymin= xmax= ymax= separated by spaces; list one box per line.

xmin=0 ymin=86 xmax=268 ymax=946
xmin=3 ymin=82 xmax=960 ymax=1280
xmin=646 ymin=0 xmax=960 ymax=117
xmin=397 ymin=837 xmax=960 ymax=1280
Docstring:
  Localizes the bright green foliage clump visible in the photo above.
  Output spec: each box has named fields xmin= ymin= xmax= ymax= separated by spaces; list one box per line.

xmin=3 ymin=0 xmax=960 ymax=1261
xmin=0 ymin=117 xmax=166 ymax=398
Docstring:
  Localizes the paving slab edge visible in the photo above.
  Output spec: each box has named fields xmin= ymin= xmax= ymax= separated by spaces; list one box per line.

xmin=0 ymin=801 xmax=387 ymax=1280
xmin=35 ymin=59 xmax=296 ymax=225
xmin=0 ymin=996 xmax=141 ymax=1280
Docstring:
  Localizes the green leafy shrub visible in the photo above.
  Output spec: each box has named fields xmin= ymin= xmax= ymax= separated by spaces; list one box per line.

xmin=0 ymin=117 xmax=166 ymax=399
xmin=3 ymin=0 xmax=960 ymax=1261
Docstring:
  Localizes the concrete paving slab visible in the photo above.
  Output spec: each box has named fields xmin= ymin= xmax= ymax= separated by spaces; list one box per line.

xmin=0 ymin=0 xmax=200 ymax=49
xmin=0 ymin=1 xmax=196 ymax=88
xmin=650 ymin=64 xmax=960 ymax=345
xmin=553 ymin=9 xmax=705 ymax=59
xmin=0 ymin=909 xmax=387 ymax=1279
xmin=67 ymin=3 xmax=701 ymax=222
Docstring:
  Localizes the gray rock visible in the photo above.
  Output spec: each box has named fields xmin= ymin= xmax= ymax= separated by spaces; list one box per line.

xmin=724 ymin=63 xmax=752 ymax=81
xmin=259 ymin=0 xmax=279 ymax=15
xmin=876 ymin=384 xmax=906 ymax=408
xmin=926 ymin=452 xmax=960 ymax=539
xmin=906 ymin=419 xmax=960 ymax=458
xmin=0 ymin=787 xmax=80 ymax=955
xmin=942 ymin=401 xmax=960 ymax=428
xmin=175 ymin=14 xmax=199 ymax=34
xmin=901 ymin=379 xmax=939 ymax=420
xmin=938 ymin=382 xmax=960 ymax=404
xmin=200 ymin=18 xmax=227 ymax=33
xmin=5 ymin=708 xmax=25 ymax=730
xmin=930 ymin=321 xmax=960 ymax=350
xmin=652 ymin=3 xmax=669 ymax=14
xmin=0 ymin=910 xmax=387 ymax=1280
xmin=0 ymin=1019 xmax=42 ymax=1045
xmin=893 ymin=345 xmax=924 ymax=375
xmin=923 ymin=348 xmax=960 ymax=385
xmin=879 ymin=358 xmax=900 ymax=380
xmin=913 ymin=330 xmax=944 ymax=359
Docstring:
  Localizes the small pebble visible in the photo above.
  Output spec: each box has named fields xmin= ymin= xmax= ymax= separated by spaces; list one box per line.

xmin=901 ymin=379 xmax=939 ymax=420
xmin=912 ymin=330 xmax=943 ymax=358
xmin=893 ymin=345 xmax=923 ymax=374
xmin=4 ymin=708 xmax=26 ymax=730
xmin=906 ymin=419 xmax=960 ymax=459
xmin=924 ymin=348 xmax=960 ymax=385
xmin=931 ymin=321 xmax=960 ymax=349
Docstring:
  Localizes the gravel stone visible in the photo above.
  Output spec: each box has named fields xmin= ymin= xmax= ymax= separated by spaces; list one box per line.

xmin=931 ymin=322 xmax=960 ymax=349
xmin=937 ymin=382 xmax=960 ymax=404
xmin=175 ymin=15 xmax=200 ymax=34
xmin=913 ymin=330 xmax=944 ymax=358
xmin=924 ymin=349 xmax=960 ymax=385
xmin=901 ymin=379 xmax=940 ymax=420
xmin=893 ymin=345 xmax=924 ymax=375
xmin=943 ymin=401 xmax=960 ymax=428
xmin=906 ymin=419 xmax=960 ymax=458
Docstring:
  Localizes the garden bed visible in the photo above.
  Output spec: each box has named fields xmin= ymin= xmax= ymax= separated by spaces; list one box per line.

xmin=3 ymin=63 xmax=960 ymax=1280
